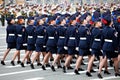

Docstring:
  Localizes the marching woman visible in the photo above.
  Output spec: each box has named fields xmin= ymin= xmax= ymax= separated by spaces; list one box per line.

xmin=51 ymin=16 xmax=67 ymax=71
xmin=41 ymin=16 xmax=57 ymax=70
xmin=62 ymin=15 xmax=77 ymax=73
xmin=97 ymin=14 xmax=120 ymax=79
xmin=86 ymin=18 xmax=110 ymax=77
xmin=1 ymin=17 xmax=17 ymax=65
xmin=21 ymin=17 xmax=36 ymax=67
xmin=115 ymin=16 xmax=120 ymax=67
xmin=11 ymin=16 xmax=27 ymax=66
xmin=30 ymin=17 xmax=46 ymax=69
xmin=74 ymin=13 xmax=91 ymax=75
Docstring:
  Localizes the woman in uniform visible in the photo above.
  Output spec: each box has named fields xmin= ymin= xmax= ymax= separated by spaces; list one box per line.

xmin=51 ymin=16 xmax=67 ymax=71
xmin=20 ymin=17 xmax=36 ymax=67
xmin=115 ymin=16 xmax=120 ymax=67
xmin=41 ymin=16 xmax=57 ymax=70
xmin=97 ymin=14 xmax=120 ymax=78
xmin=62 ymin=15 xmax=77 ymax=73
xmin=30 ymin=17 xmax=46 ymax=69
xmin=10 ymin=16 xmax=27 ymax=66
xmin=1 ymin=17 xmax=17 ymax=65
xmin=86 ymin=18 xmax=110 ymax=77
xmin=74 ymin=13 xmax=91 ymax=75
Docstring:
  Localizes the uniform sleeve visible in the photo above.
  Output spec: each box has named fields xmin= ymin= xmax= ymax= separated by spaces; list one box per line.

xmin=44 ymin=28 xmax=48 ymax=45
xmin=64 ymin=28 xmax=69 ymax=46
xmin=75 ymin=27 xmax=79 ymax=47
xmin=101 ymin=30 xmax=105 ymax=47
xmin=113 ymin=30 xmax=119 ymax=50
xmin=90 ymin=30 xmax=94 ymax=48
xmin=6 ymin=27 xmax=9 ymax=43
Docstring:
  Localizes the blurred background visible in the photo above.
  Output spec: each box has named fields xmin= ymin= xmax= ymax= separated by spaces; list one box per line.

xmin=0 ymin=0 xmax=120 ymax=6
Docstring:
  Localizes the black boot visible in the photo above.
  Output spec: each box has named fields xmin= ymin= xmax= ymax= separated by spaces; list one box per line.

xmin=63 ymin=66 xmax=66 ymax=73
xmin=92 ymin=63 xmax=97 ymax=67
xmin=86 ymin=72 xmax=92 ymax=77
xmin=50 ymin=58 xmax=54 ymax=61
xmin=67 ymin=66 xmax=73 ymax=70
xmin=1 ymin=61 xmax=5 ymax=65
xmin=11 ymin=61 xmax=15 ymax=66
xmin=26 ymin=61 xmax=31 ymax=64
xmin=57 ymin=65 xmax=62 ymax=69
xmin=115 ymin=73 xmax=120 ymax=77
xmin=17 ymin=61 xmax=21 ymax=64
xmin=109 ymin=60 xmax=113 ymax=67
xmin=46 ymin=63 xmax=50 ymax=67
xmin=21 ymin=62 xmax=25 ymax=67
xmin=97 ymin=73 xmax=103 ymax=79
xmin=74 ymin=69 xmax=80 ymax=75
xmin=104 ymin=70 xmax=111 ymax=75
xmin=78 ymin=68 xmax=84 ymax=71
xmin=30 ymin=64 xmax=35 ymax=69
xmin=51 ymin=65 xmax=56 ymax=72
xmin=70 ymin=60 xmax=75 ymax=64
xmin=61 ymin=60 xmax=65 ymax=63
xmin=81 ymin=61 xmax=85 ymax=65
xmin=90 ymin=69 xmax=96 ymax=73
xmin=37 ymin=63 xmax=42 ymax=66
xmin=41 ymin=65 xmax=46 ymax=70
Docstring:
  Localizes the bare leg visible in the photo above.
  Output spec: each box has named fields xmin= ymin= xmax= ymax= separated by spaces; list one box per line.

xmin=97 ymin=56 xmax=107 ymax=78
xmin=52 ymin=54 xmax=61 ymax=66
xmin=118 ymin=54 xmax=120 ymax=71
xmin=2 ymin=48 xmax=11 ymax=61
xmin=17 ymin=51 xmax=20 ymax=61
xmin=104 ymin=58 xmax=108 ymax=71
xmin=75 ymin=56 xmax=83 ymax=70
xmin=42 ymin=52 xmax=51 ymax=65
xmin=98 ymin=56 xmax=107 ymax=74
xmin=87 ymin=55 xmax=95 ymax=72
xmin=31 ymin=52 xmax=40 ymax=63
xmin=11 ymin=50 xmax=20 ymax=61
xmin=113 ymin=57 xmax=119 ymax=73
xmin=22 ymin=51 xmax=30 ymax=63
xmin=64 ymin=55 xmax=72 ymax=67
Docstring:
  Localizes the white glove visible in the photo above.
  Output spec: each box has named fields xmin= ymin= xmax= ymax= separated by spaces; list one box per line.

xmin=76 ymin=47 xmax=79 ymax=51
xmin=64 ymin=46 xmax=68 ymax=50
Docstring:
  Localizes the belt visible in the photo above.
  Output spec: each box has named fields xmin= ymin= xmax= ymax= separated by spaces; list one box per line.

xmin=94 ymin=39 xmax=100 ymax=41
xmin=18 ymin=34 xmax=22 ymax=37
xmin=23 ymin=43 xmax=27 ymax=46
xmin=105 ymin=39 xmax=112 ymax=42
xmin=37 ymin=36 xmax=44 ymax=38
xmin=9 ymin=34 xmax=15 ymax=36
xmin=49 ymin=37 xmax=54 ymax=39
xmin=43 ymin=46 xmax=46 ymax=48
xmin=59 ymin=36 xmax=65 ymax=39
xmin=80 ymin=37 xmax=86 ymax=40
xmin=28 ymin=36 xmax=33 ymax=38
xmin=69 ymin=37 xmax=75 ymax=40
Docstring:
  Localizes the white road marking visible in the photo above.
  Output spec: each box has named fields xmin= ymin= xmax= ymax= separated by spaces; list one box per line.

xmin=0 ymin=66 xmax=115 ymax=79
xmin=91 ymin=76 xmax=120 ymax=80
xmin=0 ymin=68 xmax=50 ymax=77
xmin=24 ymin=77 xmax=44 ymax=80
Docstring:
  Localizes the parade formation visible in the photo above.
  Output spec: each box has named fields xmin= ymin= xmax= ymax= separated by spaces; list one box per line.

xmin=0 ymin=1 xmax=120 ymax=79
